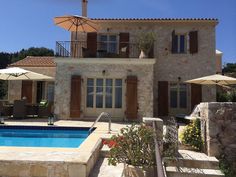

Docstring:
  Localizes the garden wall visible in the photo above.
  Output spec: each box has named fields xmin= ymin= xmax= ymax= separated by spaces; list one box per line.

xmin=200 ymin=102 xmax=236 ymax=169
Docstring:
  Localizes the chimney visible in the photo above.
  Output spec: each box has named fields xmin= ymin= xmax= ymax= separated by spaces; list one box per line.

xmin=82 ymin=0 xmax=88 ymax=17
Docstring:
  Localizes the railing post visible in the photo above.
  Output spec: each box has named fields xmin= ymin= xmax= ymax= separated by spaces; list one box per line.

xmin=89 ymin=112 xmax=112 ymax=134
xmin=143 ymin=117 xmax=166 ymax=177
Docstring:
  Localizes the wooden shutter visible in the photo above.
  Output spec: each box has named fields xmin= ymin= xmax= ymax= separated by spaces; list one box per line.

xmin=126 ymin=76 xmax=138 ymax=119
xmin=87 ymin=32 xmax=97 ymax=57
xmin=119 ymin=33 xmax=129 ymax=58
xmin=189 ymin=31 xmax=198 ymax=54
xmin=171 ymin=30 xmax=177 ymax=53
xmin=21 ymin=81 xmax=33 ymax=103
xmin=158 ymin=81 xmax=169 ymax=116
xmin=191 ymin=84 xmax=202 ymax=110
xmin=70 ymin=75 xmax=81 ymax=118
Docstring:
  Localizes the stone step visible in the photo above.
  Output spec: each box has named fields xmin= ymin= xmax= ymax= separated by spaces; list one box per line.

xmin=100 ymin=144 xmax=110 ymax=158
xmin=164 ymin=150 xmax=220 ymax=170
xmin=166 ymin=166 xmax=224 ymax=177
xmin=164 ymin=150 xmax=219 ymax=170
xmin=89 ymin=157 xmax=124 ymax=177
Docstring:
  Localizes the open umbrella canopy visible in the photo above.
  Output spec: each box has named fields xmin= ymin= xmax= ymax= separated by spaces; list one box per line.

xmin=185 ymin=74 xmax=236 ymax=85
xmin=0 ymin=67 xmax=53 ymax=81
xmin=54 ymin=15 xmax=99 ymax=33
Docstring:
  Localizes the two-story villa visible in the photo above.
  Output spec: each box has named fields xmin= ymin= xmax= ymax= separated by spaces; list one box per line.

xmin=54 ymin=17 xmax=219 ymax=121
xmin=9 ymin=16 xmax=220 ymax=121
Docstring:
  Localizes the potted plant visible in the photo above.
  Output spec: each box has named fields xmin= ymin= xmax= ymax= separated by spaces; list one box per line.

xmin=137 ymin=32 xmax=155 ymax=58
xmin=103 ymin=124 xmax=157 ymax=177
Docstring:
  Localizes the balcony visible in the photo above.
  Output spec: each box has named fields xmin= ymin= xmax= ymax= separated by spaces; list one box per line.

xmin=55 ymin=41 xmax=154 ymax=58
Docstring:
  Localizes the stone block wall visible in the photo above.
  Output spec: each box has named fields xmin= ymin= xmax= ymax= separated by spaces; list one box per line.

xmin=154 ymin=23 xmax=217 ymax=115
xmin=54 ymin=59 xmax=155 ymax=120
xmin=200 ymin=102 xmax=236 ymax=169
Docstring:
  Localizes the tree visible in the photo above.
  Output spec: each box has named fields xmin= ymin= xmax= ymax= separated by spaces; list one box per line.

xmin=0 ymin=47 xmax=54 ymax=68
xmin=0 ymin=47 xmax=54 ymax=99
xmin=222 ymin=63 xmax=236 ymax=77
xmin=11 ymin=47 xmax=54 ymax=62
xmin=0 ymin=52 xmax=12 ymax=69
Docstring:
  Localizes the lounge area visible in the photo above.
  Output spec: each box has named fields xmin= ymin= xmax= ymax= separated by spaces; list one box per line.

xmin=0 ymin=100 xmax=52 ymax=119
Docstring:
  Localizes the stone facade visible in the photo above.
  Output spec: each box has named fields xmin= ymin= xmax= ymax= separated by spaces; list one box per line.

xmin=200 ymin=102 xmax=236 ymax=170
xmin=154 ymin=23 xmax=217 ymax=115
xmin=73 ymin=19 xmax=218 ymax=117
xmin=54 ymin=58 xmax=155 ymax=120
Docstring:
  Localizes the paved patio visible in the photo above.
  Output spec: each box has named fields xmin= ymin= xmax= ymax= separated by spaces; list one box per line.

xmin=0 ymin=119 xmax=130 ymax=177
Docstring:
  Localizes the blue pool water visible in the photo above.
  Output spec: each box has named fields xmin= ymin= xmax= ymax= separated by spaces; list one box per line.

xmin=0 ymin=126 xmax=93 ymax=148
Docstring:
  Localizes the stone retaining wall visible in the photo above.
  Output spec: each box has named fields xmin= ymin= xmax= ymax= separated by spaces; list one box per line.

xmin=200 ymin=102 xmax=236 ymax=170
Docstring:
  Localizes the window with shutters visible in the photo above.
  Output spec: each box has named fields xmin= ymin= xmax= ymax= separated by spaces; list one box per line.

xmin=189 ymin=31 xmax=198 ymax=54
xmin=97 ymin=34 xmax=118 ymax=54
xmin=170 ymin=83 xmax=187 ymax=109
xmin=172 ymin=34 xmax=187 ymax=54
xmin=86 ymin=78 xmax=123 ymax=109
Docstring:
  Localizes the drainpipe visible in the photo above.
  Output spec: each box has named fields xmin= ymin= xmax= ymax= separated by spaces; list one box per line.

xmin=82 ymin=0 xmax=88 ymax=17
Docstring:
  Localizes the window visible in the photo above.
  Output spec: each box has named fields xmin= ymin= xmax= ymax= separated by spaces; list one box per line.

xmin=105 ymin=79 xmax=112 ymax=108
xmin=36 ymin=81 xmax=45 ymax=103
xmin=96 ymin=79 xmax=103 ymax=108
xmin=47 ymin=82 xmax=54 ymax=103
xmin=172 ymin=34 xmax=186 ymax=53
xmin=86 ymin=79 xmax=94 ymax=108
xmin=86 ymin=78 xmax=123 ymax=109
xmin=98 ymin=34 xmax=118 ymax=54
xmin=115 ymin=79 xmax=122 ymax=108
xmin=170 ymin=83 xmax=187 ymax=109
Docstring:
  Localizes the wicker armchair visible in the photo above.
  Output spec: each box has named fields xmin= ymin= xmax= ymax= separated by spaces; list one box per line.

xmin=13 ymin=100 xmax=27 ymax=119
xmin=0 ymin=101 xmax=13 ymax=117
xmin=38 ymin=101 xmax=52 ymax=118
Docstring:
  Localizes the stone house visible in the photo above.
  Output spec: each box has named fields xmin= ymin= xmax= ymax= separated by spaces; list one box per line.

xmin=8 ymin=56 xmax=55 ymax=105
xmin=8 ymin=18 xmax=221 ymax=121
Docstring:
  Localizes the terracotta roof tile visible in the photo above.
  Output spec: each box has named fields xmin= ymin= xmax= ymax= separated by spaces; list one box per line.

xmin=91 ymin=18 xmax=218 ymax=22
xmin=10 ymin=56 xmax=56 ymax=67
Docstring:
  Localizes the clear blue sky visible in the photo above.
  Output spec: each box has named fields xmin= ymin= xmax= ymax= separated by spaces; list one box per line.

xmin=0 ymin=0 xmax=235 ymax=64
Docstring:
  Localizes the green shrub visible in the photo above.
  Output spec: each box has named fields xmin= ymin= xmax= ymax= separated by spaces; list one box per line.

xmin=229 ymin=91 xmax=236 ymax=102
xmin=180 ymin=118 xmax=203 ymax=151
xmin=217 ymin=90 xmax=236 ymax=102
xmin=138 ymin=32 xmax=155 ymax=54
xmin=217 ymin=92 xmax=230 ymax=102
xmin=104 ymin=124 xmax=156 ymax=168
xmin=219 ymin=153 xmax=236 ymax=177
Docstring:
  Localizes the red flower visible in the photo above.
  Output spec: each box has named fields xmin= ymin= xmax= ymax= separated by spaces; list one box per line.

xmin=108 ymin=140 xmax=117 ymax=148
xmin=102 ymin=139 xmax=108 ymax=145
xmin=102 ymin=139 xmax=118 ymax=148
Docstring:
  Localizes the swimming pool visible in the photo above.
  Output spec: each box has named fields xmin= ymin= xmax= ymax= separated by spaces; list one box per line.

xmin=0 ymin=126 xmax=94 ymax=148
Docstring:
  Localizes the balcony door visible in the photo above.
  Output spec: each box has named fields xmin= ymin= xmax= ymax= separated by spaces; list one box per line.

xmin=97 ymin=34 xmax=118 ymax=57
xmin=84 ymin=78 xmax=124 ymax=118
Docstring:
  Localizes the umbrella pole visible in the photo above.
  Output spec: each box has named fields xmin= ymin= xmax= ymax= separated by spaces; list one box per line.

xmin=75 ymin=24 xmax=78 ymax=57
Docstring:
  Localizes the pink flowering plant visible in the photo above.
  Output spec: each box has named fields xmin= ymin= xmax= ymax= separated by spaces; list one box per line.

xmin=103 ymin=124 xmax=156 ymax=168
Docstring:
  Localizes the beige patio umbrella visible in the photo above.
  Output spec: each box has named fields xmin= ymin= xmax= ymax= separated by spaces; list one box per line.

xmin=185 ymin=74 xmax=236 ymax=86
xmin=54 ymin=15 xmax=99 ymax=40
xmin=0 ymin=67 xmax=53 ymax=81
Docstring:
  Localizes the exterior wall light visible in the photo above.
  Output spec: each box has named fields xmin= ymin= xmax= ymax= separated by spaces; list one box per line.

xmin=178 ymin=76 xmax=181 ymax=82
xmin=102 ymin=70 xmax=106 ymax=75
